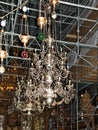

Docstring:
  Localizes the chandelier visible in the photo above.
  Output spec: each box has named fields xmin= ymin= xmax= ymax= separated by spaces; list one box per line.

xmin=13 ymin=0 xmax=75 ymax=115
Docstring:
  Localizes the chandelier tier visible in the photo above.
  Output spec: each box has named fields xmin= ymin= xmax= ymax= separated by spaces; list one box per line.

xmin=13 ymin=0 xmax=75 ymax=115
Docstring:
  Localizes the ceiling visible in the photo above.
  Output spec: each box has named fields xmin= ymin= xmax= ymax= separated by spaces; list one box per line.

xmin=0 ymin=0 xmax=98 ymax=98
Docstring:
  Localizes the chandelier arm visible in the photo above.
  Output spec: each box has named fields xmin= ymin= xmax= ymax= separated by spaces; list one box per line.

xmin=60 ymin=72 xmax=69 ymax=79
xmin=52 ymin=99 xmax=64 ymax=106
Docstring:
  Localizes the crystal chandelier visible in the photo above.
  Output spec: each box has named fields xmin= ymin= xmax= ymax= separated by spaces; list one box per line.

xmin=13 ymin=0 xmax=75 ymax=115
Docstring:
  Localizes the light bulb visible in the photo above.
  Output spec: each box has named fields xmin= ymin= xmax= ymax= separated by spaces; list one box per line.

xmin=51 ymin=11 xmax=57 ymax=19
xmin=22 ymin=6 xmax=27 ymax=12
xmin=0 ymin=65 xmax=5 ymax=74
xmin=27 ymin=110 xmax=31 ymax=115
xmin=47 ymin=88 xmax=53 ymax=95
xmin=46 ymin=53 xmax=54 ymax=69
xmin=46 ymin=74 xmax=53 ymax=83
xmin=1 ymin=19 xmax=6 ymax=27
xmin=46 ymin=97 xmax=53 ymax=105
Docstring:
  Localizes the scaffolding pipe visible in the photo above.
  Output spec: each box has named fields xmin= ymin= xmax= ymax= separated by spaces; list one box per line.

xmin=3 ymin=31 xmax=98 ymax=49
xmin=57 ymin=40 xmax=98 ymax=49
xmin=4 ymin=65 xmax=29 ymax=69
xmin=1 ymin=39 xmax=98 ymax=50
xmin=59 ymin=1 xmax=98 ymax=11
xmin=2 ymin=32 xmax=98 ymax=49
xmin=58 ymin=13 xmax=97 ymax=23
xmin=0 ymin=1 xmax=16 ymax=6
xmin=0 ymin=73 xmax=26 ymax=77
xmin=0 ymin=2 xmax=97 ymax=26
xmin=1 ymin=1 xmax=98 ymax=12
xmin=8 ymin=56 xmax=31 ymax=60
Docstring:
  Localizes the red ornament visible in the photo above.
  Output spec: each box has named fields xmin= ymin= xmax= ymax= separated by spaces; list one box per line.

xmin=21 ymin=51 xmax=28 ymax=58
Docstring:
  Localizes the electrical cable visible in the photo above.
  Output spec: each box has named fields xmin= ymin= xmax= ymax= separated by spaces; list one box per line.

xmin=0 ymin=0 xmax=29 ymax=19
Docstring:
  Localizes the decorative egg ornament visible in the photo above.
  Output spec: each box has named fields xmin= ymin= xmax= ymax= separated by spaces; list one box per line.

xmin=21 ymin=51 xmax=28 ymax=58
xmin=38 ymin=33 xmax=45 ymax=41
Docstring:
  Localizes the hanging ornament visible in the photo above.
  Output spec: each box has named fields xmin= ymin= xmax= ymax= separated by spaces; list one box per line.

xmin=0 ymin=19 xmax=6 ymax=32
xmin=37 ymin=17 xmax=47 ymax=30
xmin=21 ymin=50 xmax=28 ymax=58
xmin=50 ymin=0 xmax=59 ymax=7
xmin=19 ymin=9 xmax=30 ymax=47
xmin=0 ymin=65 xmax=5 ymax=74
xmin=0 ymin=31 xmax=8 ymax=74
xmin=37 ymin=0 xmax=47 ymax=30
xmin=38 ymin=32 xmax=45 ymax=41
xmin=50 ymin=0 xmax=59 ymax=20
xmin=19 ymin=33 xmax=30 ymax=47
xmin=0 ymin=49 xmax=8 ymax=62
